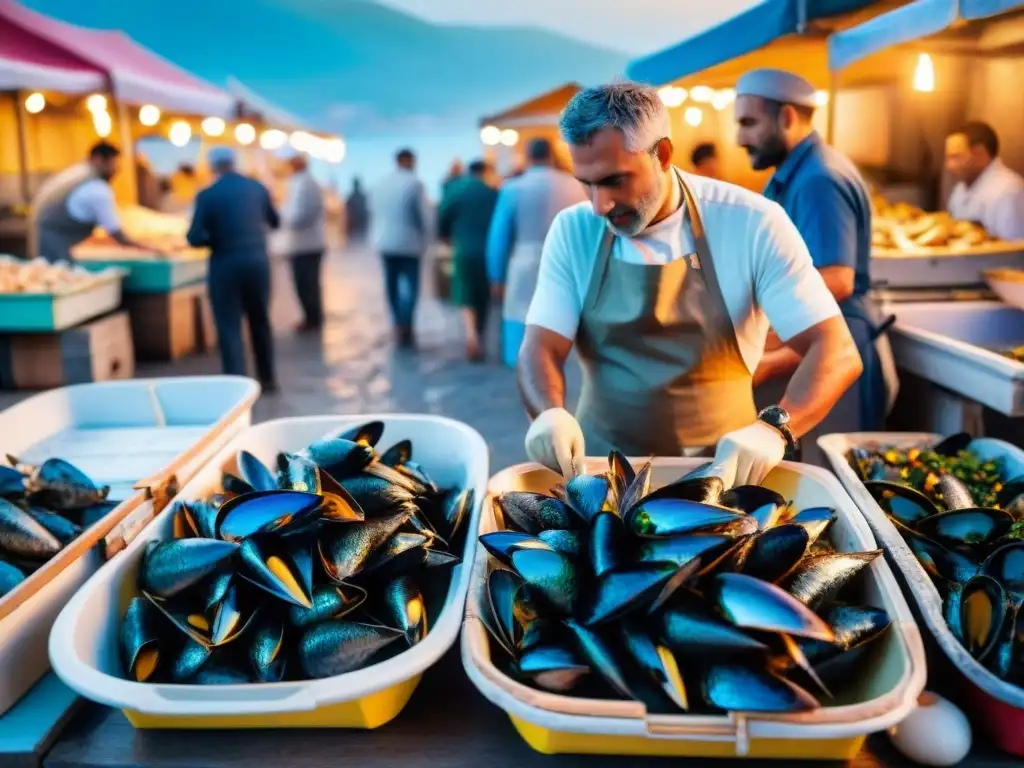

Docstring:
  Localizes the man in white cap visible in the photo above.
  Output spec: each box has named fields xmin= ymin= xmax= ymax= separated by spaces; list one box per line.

xmin=520 ymin=82 xmax=863 ymax=487
xmin=734 ymin=68 xmax=893 ymax=443
xmin=187 ymin=146 xmax=281 ymax=392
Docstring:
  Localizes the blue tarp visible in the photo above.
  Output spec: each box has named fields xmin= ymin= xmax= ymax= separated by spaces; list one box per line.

xmin=626 ymin=0 xmax=877 ymax=86
xmin=829 ymin=0 xmax=1024 ymax=70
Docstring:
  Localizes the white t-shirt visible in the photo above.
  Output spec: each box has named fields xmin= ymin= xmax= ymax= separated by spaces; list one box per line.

xmin=525 ymin=172 xmax=841 ymax=373
xmin=66 ymin=178 xmax=122 ymax=234
xmin=947 ymin=158 xmax=1024 ymax=241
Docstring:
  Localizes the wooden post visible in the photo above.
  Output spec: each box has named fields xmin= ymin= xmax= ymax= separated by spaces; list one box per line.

xmin=13 ymin=90 xmax=31 ymax=205
xmin=825 ymin=74 xmax=838 ymax=146
xmin=114 ymin=96 xmax=139 ymax=206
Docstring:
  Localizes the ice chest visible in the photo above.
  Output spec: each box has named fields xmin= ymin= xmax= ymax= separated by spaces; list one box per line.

xmin=462 ymin=458 xmax=926 ymax=760
xmin=49 ymin=414 xmax=489 ymax=729
xmin=0 ymin=375 xmax=259 ymax=715
xmin=820 ymin=432 xmax=1024 ymax=756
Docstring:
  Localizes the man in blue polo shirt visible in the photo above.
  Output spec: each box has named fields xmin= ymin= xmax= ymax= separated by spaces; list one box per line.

xmin=734 ymin=68 xmax=893 ymax=434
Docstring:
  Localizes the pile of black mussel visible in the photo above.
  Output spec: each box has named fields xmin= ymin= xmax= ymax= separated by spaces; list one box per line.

xmin=120 ymin=421 xmax=473 ymax=685
xmin=1 ymin=455 xmax=114 ymax=597
xmin=849 ymin=433 xmax=1024 ymax=685
xmin=478 ymin=452 xmax=889 ymax=714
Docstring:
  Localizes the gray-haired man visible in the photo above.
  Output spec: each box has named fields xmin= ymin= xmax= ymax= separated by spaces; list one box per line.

xmin=518 ymin=82 xmax=863 ymax=488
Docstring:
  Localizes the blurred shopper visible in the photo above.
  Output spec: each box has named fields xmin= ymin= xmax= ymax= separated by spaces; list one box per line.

xmin=442 ymin=159 xmax=465 ymax=198
xmin=690 ymin=142 xmax=722 ymax=179
xmin=345 ymin=177 xmax=369 ymax=243
xmin=487 ymin=138 xmax=587 ymax=368
xmin=280 ymin=152 xmax=326 ymax=332
xmin=370 ymin=148 xmax=432 ymax=348
xmin=31 ymin=142 xmax=153 ymax=263
xmin=438 ymin=159 xmax=499 ymax=361
xmin=187 ymin=146 xmax=280 ymax=392
xmin=945 ymin=121 xmax=1024 ymax=241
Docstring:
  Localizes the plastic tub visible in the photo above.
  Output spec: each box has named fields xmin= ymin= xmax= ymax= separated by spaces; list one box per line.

xmin=0 ymin=376 xmax=259 ymax=715
xmin=49 ymin=414 xmax=488 ymax=729
xmin=819 ymin=432 xmax=1024 ymax=756
xmin=461 ymin=458 xmax=926 ymax=760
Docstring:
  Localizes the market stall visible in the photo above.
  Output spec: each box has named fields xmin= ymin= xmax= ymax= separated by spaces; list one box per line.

xmin=478 ymin=83 xmax=580 ymax=176
xmin=825 ymin=0 xmax=1024 ymax=433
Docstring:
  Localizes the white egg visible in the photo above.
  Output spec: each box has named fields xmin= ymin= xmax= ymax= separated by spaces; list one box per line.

xmin=889 ymin=692 xmax=971 ymax=766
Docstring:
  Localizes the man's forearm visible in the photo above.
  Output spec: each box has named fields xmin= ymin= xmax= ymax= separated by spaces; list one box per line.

xmin=779 ymin=336 xmax=862 ymax=438
xmin=517 ymin=344 xmax=568 ymax=420
xmin=111 ymin=231 xmax=149 ymax=250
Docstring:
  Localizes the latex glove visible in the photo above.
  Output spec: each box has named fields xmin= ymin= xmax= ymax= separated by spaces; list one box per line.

xmin=707 ymin=421 xmax=786 ymax=488
xmin=525 ymin=407 xmax=586 ymax=478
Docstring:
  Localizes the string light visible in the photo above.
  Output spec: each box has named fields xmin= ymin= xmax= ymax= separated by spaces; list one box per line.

xmin=684 ymin=107 xmax=703 ymax=127
xmin=324 ymin=138 xmax=346 ymax=164
xmin=92 ymin=109 xmax=112 ymax=138
xmin=169 ymin=120 xmax=192 ymax=147
xmin=813 ymin=91 xmax=830 ymax=107
xmin=86 ymin=94 xmax=107 ymax=113
xmin=658 ymin=86 xmax=687 ymax=108
xmin=202 ymin=117 xmax=226 ymax=137
xmin=689 ymin=85 xmax=714 ymax=104
xmin=24 ymin=92 xmax=45 ymax=114
xmin=259 ymin=129 xmax=287 ymax=150
xmin=480 ymin=125 xmax=501 ymax=146
xmin=711 ymin=88 xmax=735 ymax=111
xmin=235 ymin=123 xmax=256 ymax=145
xmin=500 ymin=129 xmax=519 ymax=147
xmin=139 ymin=105 xmax=160 ymax=126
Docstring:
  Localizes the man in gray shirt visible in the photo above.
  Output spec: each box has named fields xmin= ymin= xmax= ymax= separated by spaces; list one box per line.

xmin=369 ymin=148 xmax=432 ymax=348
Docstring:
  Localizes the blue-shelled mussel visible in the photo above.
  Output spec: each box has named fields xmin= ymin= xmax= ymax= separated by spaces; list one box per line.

xmin=0 ymin=455 xmax=110 ymax=595
xmin=850 ymin=435 xmax=1024 ymax=686
xmin=478 ymin=452 xmax=887 ymax=714
xmin=118 ymin=421 xmax=473 ymax=684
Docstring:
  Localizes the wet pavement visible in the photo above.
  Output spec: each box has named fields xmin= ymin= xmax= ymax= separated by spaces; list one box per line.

xmin=0 ymin=244 xmax=564 ymax=473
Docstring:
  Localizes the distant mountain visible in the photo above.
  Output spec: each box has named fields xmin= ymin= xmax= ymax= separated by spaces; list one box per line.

xmin=22 ymin=0 xmax=627 ymax=136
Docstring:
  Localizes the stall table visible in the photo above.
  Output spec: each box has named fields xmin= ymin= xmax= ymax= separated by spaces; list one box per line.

xmin=871 ymin=242 xmax=1024 ymax=291
xmin=30 ymin=646 xmax=1019 ymax=768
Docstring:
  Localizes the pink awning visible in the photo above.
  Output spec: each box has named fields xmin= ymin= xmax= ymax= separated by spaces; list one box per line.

xmin=0 ymin=15 xmax=105 ymax=92
xmin=0 ymin=0 xmax=234 ymax=116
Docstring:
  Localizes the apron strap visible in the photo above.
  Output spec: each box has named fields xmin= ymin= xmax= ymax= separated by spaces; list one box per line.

xmin=582 ymin=225 xmax=616 ymax=315
xmin=676 ymin=170 xmax=746 ymax=365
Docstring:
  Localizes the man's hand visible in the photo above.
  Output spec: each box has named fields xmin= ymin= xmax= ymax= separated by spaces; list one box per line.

xmin=525 ymin=407 xmax=586 ymax=478
xmin=707 ymin=421 xmax=787 ymax=488
xmin=491 ymin=283 xmax=504 ymax=302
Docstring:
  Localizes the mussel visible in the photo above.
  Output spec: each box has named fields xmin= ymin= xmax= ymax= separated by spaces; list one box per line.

xmin=118 ymin=424 xmax=469 ymax=685
xmin=477 ymin=452 xmax=889 ymax=713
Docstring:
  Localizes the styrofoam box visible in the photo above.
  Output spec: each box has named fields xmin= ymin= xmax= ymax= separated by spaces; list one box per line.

xmin=461 ymin=458 xmax=927 ymax=760
xmin=819 ymin=432 xmax=1024 ymax=755
xmin=49 ymin=415 xmax=488 ymax=728
xmin=0 ymin=376 xmax=259 ymax=715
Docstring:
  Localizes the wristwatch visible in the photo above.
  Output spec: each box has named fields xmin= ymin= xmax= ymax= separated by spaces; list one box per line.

xmin=758 ymin=405 xmax=799 ymax=461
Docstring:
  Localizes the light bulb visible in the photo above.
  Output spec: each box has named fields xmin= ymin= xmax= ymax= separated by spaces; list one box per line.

xmin=25 ymin=92 xmax=45 ymax=114
xmin=86 ymin=94 xmax=107 ymax=113
xmin=914 ymin=53 xmax=935 ymax=93
xmin=658 ymin=86 xmax=687 ymax=108
xmin=169 ymin=120 xmax=192 ymax=147
xmin=689 ymin=85 xmax=714 ymax=104
xmin=92 ymin=110 xmax=112 ymax=138
xmin=500 ymin=128 xmax=519 ymax=147
xmin=480 ymin=125 xmax=501 ymax=146
xmin=684 ymin=106 xmax=703 ymax=127
xmin=139 ymin=104 xmax=160 ymax=126
xmin=235 ymin=123 xmax=256 ymax=145
xmin=202 ymin=117 xmax=226 ymax=137
xmin=813 ymin=90 xmax=830 ymax=107
xmin=324 ymin=138 xmax=346 ymax=164
xmin=259 ymin=129 xmax=287 ymax=150
xmin=711 ymin=88 xmax=735 ymax=111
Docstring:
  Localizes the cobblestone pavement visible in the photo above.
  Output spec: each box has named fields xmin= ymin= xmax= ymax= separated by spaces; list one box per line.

xmin=0 ymin=246 xmax=579 ymax=473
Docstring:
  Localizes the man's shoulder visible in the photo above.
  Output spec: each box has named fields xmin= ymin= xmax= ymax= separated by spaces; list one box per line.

xmin=548 ymin=202 xmax=602 ymax=250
